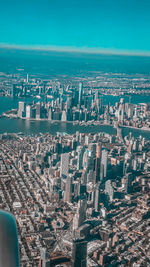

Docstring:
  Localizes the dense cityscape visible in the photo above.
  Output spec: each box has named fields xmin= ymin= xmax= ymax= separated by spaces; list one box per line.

xmin=1 ymin=72 xmax=150 ymax=131
xmin=0 ymin=69 xmax=150 ymax=266
xmin=0 ymin=128 xmax=150 ymax=266
xmin=1 ymin=0 xmax=150 ymax=265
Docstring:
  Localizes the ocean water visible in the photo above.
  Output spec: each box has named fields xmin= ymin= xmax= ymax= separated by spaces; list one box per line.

xmin=0 ymin=49 xmax=150 ymax=76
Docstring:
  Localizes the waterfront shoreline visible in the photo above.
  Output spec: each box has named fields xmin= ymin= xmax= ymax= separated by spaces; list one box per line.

xmin=1 ymin=111 xmax=112 ymax=126
xmin=120 ymin=124 xmax=150 ymax=132
xmin=1 ymin=112 xmax=150 ymax=133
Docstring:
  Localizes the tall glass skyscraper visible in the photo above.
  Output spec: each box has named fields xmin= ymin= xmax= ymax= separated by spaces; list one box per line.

xmin=78 ymin=82 xmax=83 ymax=107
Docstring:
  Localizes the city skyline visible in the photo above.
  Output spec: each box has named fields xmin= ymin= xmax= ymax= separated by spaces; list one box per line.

xmin=0 ymin=1 xmax=150 ymax=266
xmin=0 ymin=54 xmax=150 ymax=267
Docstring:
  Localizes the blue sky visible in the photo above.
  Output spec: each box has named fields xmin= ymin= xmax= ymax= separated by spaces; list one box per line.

xmin=0 ymin=0 xmax=150 ymax=55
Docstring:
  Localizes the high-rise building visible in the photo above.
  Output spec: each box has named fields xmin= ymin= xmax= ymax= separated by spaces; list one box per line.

xmin=116 ymin=124 xmax=123 ymax=141
xmin=132 ymin=159 xmax=137 ymax=171
xmin=95 ymin=143 xmax=101 ymax=184
xmin=87 ymin=170 xmax=94 ymax=183
xmin=100 ymin=149 xmax=108 ymax=181
xmin=72 ymin=237 xmax=87 ymax=267
xmin=73 ymin=198 xmax=87 ymax=230
xmin=94 ymin=183 xmax=101 ymax=212
xmin=64 ymin=175 xmax=72 ymax=203
xmin=133 ymin=106 xmax=138 ymax=120
xmin=18 ymin=101 xmax=26 ymax=118
xmin=77 ymin=146 xmax=84 ymax=170
xmin=83 ymin=150 xmax=94 ymax=173
xmin=117 ymin=104 xmax=124 ymax=123
xmin=39 ymin=248 xmax=49 ymax=267
xmin=99 ymin=97 xmax=103 ymax=114
xmin=11 ymin=84 xmax=17 ymax=98
xmin=48 ymin=109 xmax=52 ymax=121
xmin=82 ymin=170 xmax=87 ymax=185
xmin=26 ymin=105 xmax=31 ymax=119
xmin=78 ymin=82 xmax=83 ymax=107
xmin=60 ymin=153 xmax=69 ymax=178
xmin=125 ymin=173 xmax=134 ymax=193
xmin=36 ymin=103 xmax=41 ymax=119
xmin=105 ymin=180 xmax=114 ymax=202
xmin=61 ymin=110 xmax=67 ymax=122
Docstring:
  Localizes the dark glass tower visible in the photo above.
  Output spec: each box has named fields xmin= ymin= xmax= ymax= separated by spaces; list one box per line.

xmin=72 ymin=237 xmax=87 ymax=267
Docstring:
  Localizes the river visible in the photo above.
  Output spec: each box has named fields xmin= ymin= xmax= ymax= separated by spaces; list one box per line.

xmin=0 ymin=96 xmax=150 ymax=138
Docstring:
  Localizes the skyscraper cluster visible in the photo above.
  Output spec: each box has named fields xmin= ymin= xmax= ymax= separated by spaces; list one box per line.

xmin=0 ymin=127 xmax=150 ymax=266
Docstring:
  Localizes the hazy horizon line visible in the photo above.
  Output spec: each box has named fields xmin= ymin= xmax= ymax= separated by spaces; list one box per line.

xmin=0 ymin=43 xmax=150 ymax=57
